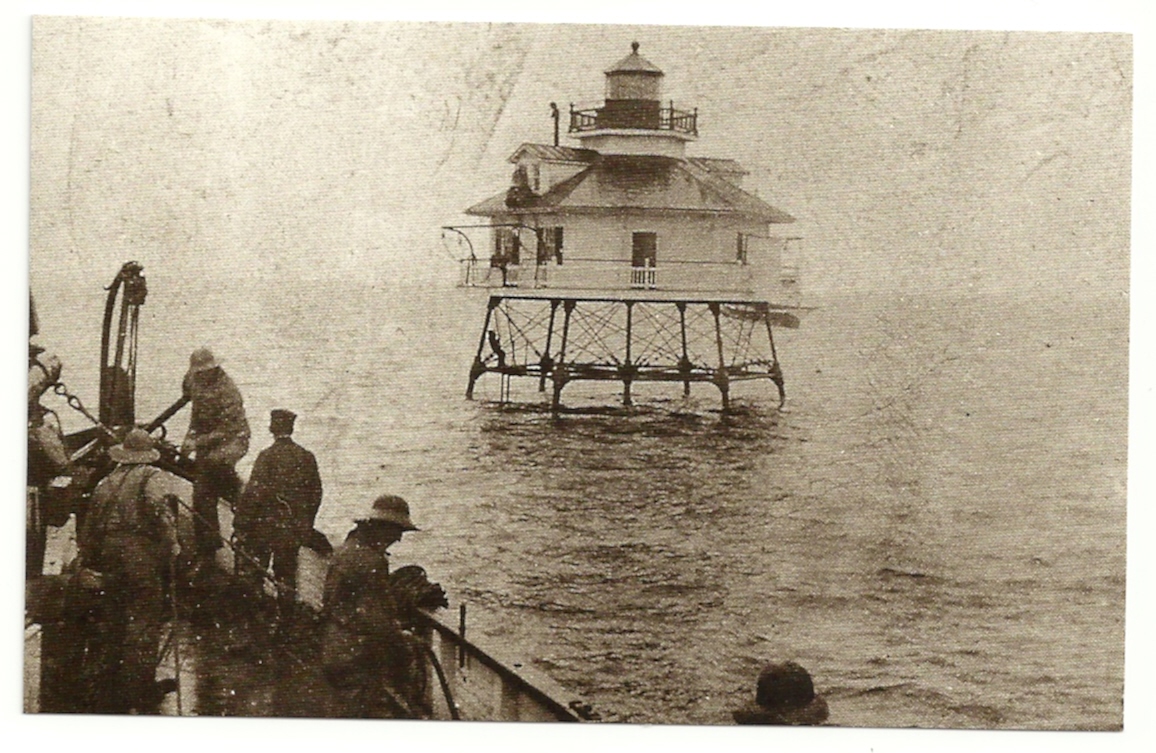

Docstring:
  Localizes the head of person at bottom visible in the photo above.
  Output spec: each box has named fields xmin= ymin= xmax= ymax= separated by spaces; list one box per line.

xmin=351 ymin=494 xmax=419 ymax=548
xmin=732 ymin=660 xmax=829 ymax=725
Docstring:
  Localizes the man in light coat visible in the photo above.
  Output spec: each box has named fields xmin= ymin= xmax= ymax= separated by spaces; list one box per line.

xmin=180 ymin=347 xmax=250 ymax=561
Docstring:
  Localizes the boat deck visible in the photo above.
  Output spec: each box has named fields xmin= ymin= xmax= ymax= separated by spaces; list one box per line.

xmin=25 ymin=493 xmax=589 ymax=721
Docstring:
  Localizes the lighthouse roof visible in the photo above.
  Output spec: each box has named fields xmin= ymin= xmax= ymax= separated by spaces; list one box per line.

xmin=466 ymin=153 xmax=794 ymax=223
xmin=508 ymin=143 xmax=598 ymax=164
xmin=605 ymin=42 xmax=664 ymax=76
xmin=686 ymin=157 xmax=750 ymax=179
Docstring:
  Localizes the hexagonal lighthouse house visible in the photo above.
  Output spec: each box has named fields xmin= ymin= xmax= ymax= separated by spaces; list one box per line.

xmin=448 ymin=43 xmax=803 ymax=412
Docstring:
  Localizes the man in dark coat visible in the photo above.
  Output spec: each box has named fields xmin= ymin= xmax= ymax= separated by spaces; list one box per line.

xmin=76 ymin=428 xmax=181 ymax=714
xmin=235 ymin=409 xmax=323 ymax=607
xmin=180 ymin=347 xmax=250 ymax=560
xmin=320 ymin=495 xmax=442 ymax=718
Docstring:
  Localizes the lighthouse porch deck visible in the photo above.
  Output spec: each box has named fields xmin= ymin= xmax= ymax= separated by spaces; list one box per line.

xmin=458 ymin=256 xmax=801 ymax=308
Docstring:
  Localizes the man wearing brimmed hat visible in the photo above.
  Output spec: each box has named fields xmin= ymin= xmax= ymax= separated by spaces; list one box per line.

xmin=731 ymin=660 xmax=829 ymax=725
xmin=320 ymin=494 xmax=430 ymax=717
xmin=235 ymin=409 xmax=323 ymax=608
xmin=76 ymin=428 xmax=181 ymax=714
xmin=179 ymin=347 xmax=250 ymax=560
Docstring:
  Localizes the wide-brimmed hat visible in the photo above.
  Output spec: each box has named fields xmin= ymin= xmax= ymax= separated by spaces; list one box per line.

xmin=188 ymin=347 xmax=220 ymax=373
xmin=356 ymin=494 xmax=419 ymax=531
xmin=732 ymin=661 xmax=829 ymax=726
xmin=108 ymin=428 xmax=161 ymax=464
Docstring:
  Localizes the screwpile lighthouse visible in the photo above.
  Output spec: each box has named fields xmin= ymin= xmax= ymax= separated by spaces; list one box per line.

xmin=449 ymin=43 xmax=802 ymax=412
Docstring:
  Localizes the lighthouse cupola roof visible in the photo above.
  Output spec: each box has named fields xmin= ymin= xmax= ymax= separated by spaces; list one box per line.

xmin=569 ymin=42 xmax=697 ymax=157
xmin=605 ymin=41 xmax=664 ymax=78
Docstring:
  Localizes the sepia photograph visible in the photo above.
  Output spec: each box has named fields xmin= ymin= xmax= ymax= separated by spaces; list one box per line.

xmin=13 ymin=2 xmax=1146 ymax=750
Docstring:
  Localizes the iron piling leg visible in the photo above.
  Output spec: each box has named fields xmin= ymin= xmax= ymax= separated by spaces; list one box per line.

xmin=539 ymin=299 xmax=559 ymax=393
xmin=466 ymin=297 xmax=499 ymax=399
xmin=623 ymin=301 xmax=634 ymax=407
xmin=762 ymin=306 xmax=786 ymax=408
xmin=552 ymin=300 xmax=575 ymax=416
xmin=710 ymin=303 xmax=730 ymax=411
xmin=677 ymin=302 xmax=691 ymax=397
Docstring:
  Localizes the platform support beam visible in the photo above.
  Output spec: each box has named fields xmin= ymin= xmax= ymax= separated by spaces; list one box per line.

xmin=466 ymin=296 xmax=500 ymax=399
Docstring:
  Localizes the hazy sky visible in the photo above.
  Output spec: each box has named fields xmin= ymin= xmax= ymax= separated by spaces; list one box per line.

xmin=29 ymin=17 xmax=1130 ymax=301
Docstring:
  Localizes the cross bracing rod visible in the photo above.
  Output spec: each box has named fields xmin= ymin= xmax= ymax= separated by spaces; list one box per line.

xmin=627 ymin=304 xmax=687 ymax=367
xmin=497 ymin=302 xmax=553 ymax=365
xmin=563 ymin=302 xmax=625 ymax=366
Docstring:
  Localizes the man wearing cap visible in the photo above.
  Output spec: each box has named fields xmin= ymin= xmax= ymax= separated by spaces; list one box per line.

xmin=320 ymin=494 xmax=426 ymax=718
xmin=731 ymin=660 xmax=829 ymax=725
xmin=180 ymin=347 xmax=250 ymax=560
xmin=235 ymin=409 xmax=323 ymax=608
xmin=76 ymin=428 xmax=181 ymax=714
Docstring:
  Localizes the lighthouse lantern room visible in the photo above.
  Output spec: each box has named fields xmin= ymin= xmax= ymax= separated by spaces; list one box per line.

xmin=446 ymin=43 xmax=803 ymax=412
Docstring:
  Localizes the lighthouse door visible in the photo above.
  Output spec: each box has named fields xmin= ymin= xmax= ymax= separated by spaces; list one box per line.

xmin=631 ymin=232 xmax=658 ymax=289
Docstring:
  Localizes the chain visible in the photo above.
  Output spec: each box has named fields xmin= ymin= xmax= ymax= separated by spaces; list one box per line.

xmin=51 ymin=381 xmax=115 ymax=437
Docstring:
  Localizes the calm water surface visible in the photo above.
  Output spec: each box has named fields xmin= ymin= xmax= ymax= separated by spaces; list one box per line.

xmin=36 ymin=277 xmax=1127 ymax=729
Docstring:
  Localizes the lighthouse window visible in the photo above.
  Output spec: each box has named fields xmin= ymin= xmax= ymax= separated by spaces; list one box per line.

xmin=536 ymin=227 xmax=564 ymax=264
xmin=736 ymin=233 xmax=749 ymax=264
xmin=551 ymin=226 xmax=564 ymax=264
xmin=632 ymin=232 xmax=658 ymax=267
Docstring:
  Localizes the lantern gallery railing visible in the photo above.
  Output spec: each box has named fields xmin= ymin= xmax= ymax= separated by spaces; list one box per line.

xmin=568 ymin=103 xmax=698 ymax=136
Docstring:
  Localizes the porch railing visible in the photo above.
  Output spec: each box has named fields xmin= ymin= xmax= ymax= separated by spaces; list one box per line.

xmin=458 ymin=256 xmax=798 ymax=301
xmin=630 ymin=266 xmax=658 ymax=289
